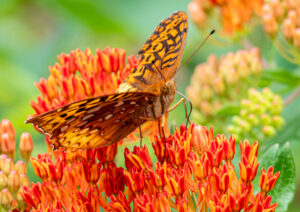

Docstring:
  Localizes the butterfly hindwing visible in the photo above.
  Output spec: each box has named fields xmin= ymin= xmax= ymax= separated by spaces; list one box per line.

xmin=26 ymin=92 xmax=156 ymax=149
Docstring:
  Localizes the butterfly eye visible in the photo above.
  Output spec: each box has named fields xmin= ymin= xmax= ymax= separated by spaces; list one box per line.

xmin=161 ymin=85 xmax=169 ymax=95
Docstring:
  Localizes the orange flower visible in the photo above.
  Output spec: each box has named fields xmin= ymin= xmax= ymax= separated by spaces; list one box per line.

xmin=21 ymin=123 xmax=280 ymax=211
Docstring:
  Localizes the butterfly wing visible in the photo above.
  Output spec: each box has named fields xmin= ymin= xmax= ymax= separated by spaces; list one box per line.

xmin=26 ymin=92 xmax=156 ymax=149
xmin=118 ymin=11 xmax=188 ymax=93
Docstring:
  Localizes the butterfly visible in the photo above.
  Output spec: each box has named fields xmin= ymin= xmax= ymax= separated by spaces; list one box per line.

xmin=26 ymin=11 xmax=188 ymax=150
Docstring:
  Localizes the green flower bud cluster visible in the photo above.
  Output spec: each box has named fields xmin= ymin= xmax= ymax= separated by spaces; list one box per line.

xmin=228 ymin=88 xmax=284 ymax=142
xmin=186 ymin=48 xmax=262 ymax=129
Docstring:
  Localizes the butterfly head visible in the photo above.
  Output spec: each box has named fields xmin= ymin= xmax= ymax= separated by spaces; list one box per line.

xmin=159 ymin=79 xmax=176 ymax=112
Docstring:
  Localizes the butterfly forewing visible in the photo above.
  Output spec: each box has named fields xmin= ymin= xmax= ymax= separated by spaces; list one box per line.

xmin=118 ymin=11 xmax=188 ymax=93
xmin=26 ymin=92 xmax=156 ymax=149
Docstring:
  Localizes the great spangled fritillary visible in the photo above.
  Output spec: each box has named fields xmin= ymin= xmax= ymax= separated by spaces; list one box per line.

xmin=26 ymin=11 xmax=188 ymax=149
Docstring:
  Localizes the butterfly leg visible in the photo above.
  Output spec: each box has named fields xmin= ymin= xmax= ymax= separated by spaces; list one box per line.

xmin=168 ymin=90 xmax=193 ymax=127
xmin=158 ymin=117 xmax=167 ymax=163
xmin=139 ymin=125 xmax=143 ymax=147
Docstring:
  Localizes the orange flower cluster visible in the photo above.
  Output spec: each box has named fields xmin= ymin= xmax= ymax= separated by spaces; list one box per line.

xmin=20 ymin=124 xmax=279 ymax=211
xmin=188 ymin=0 xmax=263 ymax=35
xmin=262 ymin=0 xmax=300 ymax=48
xmin=0 ymin=119 xmax=33 ymax=210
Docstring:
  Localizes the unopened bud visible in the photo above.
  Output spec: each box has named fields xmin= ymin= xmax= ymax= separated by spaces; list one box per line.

xmin=202 ymin=85 xmax=213 ymax=100
xmin=262 ymin=125 xmax=276 ymax=137
xmin=240 ymin=120 xmax=251 ymax=132
xmin=0 ymin=172 xmax=6 ymax=190
xmin=0 ymin=133 xmax=15 ymax=159
xmin=261 ymin=113 xmax=272 ymax=125
xmin=19 ymin=132 xmax=34 ymax=163
xmin=2 ymin=158 xmax=14 ymax=176
xmin=0 ymin=154 xmax=7 ymax=171
xmin=270 ymin=95 xmax=283 ymax=114
xmin=19 ymin=174 xmax=29 ymax=187
xmin=247 ymin=113 xmax=259 ymax=126
xmin=263 ymin=13 xmax=278 ymax=37
xmin=7 ymin=170 xmax=20 ymax=194
xmin=272 ymin=115 xmax=285 ymax=129
xmin=213 ymin=77 xmax=225 ymax=94
xmin=282 ymin=18 xmax=295 ymax=40
xmin=15 ymin=161 xmax=27 ymax=175
xmin=0 ymin=119 xmax=15 ymax=141
xmin=17 ymin=187 xmax=26 ymax=209
xmin=188 ymin=1 xmax=207 ymax=27
xmin=262 ymin=88 xmax=273 ymax=100
xmin=270 ymin=0 xmax=285 ymax=20
xmin=0 ymin=188 xmax=13 ymax=210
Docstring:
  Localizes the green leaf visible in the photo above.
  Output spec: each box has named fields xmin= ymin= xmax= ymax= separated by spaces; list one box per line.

xmin=260 ymin=69 xmax=300 ymax=88
xmin=255 ymin=142 xmax=296 ymax=212
xmin=270 ymin=142 xmax=296 ymax=211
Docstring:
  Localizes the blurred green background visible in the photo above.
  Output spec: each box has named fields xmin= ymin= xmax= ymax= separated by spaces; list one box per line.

xmin=0 ymin=0 xmax=299 ymax=211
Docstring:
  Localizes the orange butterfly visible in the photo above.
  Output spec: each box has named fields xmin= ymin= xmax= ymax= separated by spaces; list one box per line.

xmin=26 ymin=11 xmax=188 ymax=150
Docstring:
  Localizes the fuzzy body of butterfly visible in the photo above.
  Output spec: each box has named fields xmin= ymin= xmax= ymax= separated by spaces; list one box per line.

xmin=26 ymin=11 xmax=188 ymax=150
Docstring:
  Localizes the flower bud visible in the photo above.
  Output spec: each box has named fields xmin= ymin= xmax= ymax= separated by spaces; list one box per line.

xmin=0 ymin=119 xmax=15 ymax=141
xmin=0 ymin=133 xmax=15 ymax=159
xmin=17 ymin=187 xmax=27 ymax=209
xmin=272 ymin=115 xmax=285 ymax=129
xmin=261 ymin=114 xmax=272 ymax=125
xmin=0 ymin=154 xmax=8 ymax=171
xmin=282 ymin=18 xmax=295 ymax=40
xmin=213 ymin=77 xmax=225 ymax=94
xmin=19 ymin=132 xmax=34 ymax=163
xmin=7 ymin=170 xmax=20 ymax=194
xmin=2 ymin=158 xmax=14 ymax=176
xmin=263 ymin=13 xmax=278 ymax=37
xmin=0 ymin=188 xmax=13 ymax=210
xmin=270 ymin=0 xmax=285 ymax=20
xmin=188 ymin=1 xmax=207 ymax=26
xmin=14 ymin=161 xmax=27 ymax=175
xmin=202 ymin=84 xmax=213 ymax=100
xmin=262 ymin=87 xmax=273 ymax=100
xmin=262 ymin=125 xmax=276 ymax=137
xmin=247 ymin=113 xmax=259 ymax=126
xmin=240 ymin=120 xmax=251 ymax=132
xmin=270 ymin=95 xmax=283 ymax=114
xmin=0 ymin=172 xmax=7 ymax=190
xmin=19 ymin=174 xmax=29 ymax=187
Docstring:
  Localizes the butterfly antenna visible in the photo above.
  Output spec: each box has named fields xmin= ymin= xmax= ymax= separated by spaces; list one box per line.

xmin=152 ymin=60 xmax=167 ymax=82
xmin=178 ymin=29 xmax=215 ymax=70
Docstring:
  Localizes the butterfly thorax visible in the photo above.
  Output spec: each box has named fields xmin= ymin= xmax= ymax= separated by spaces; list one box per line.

xmin=144 ymin=79 xmax=176 ymax=120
